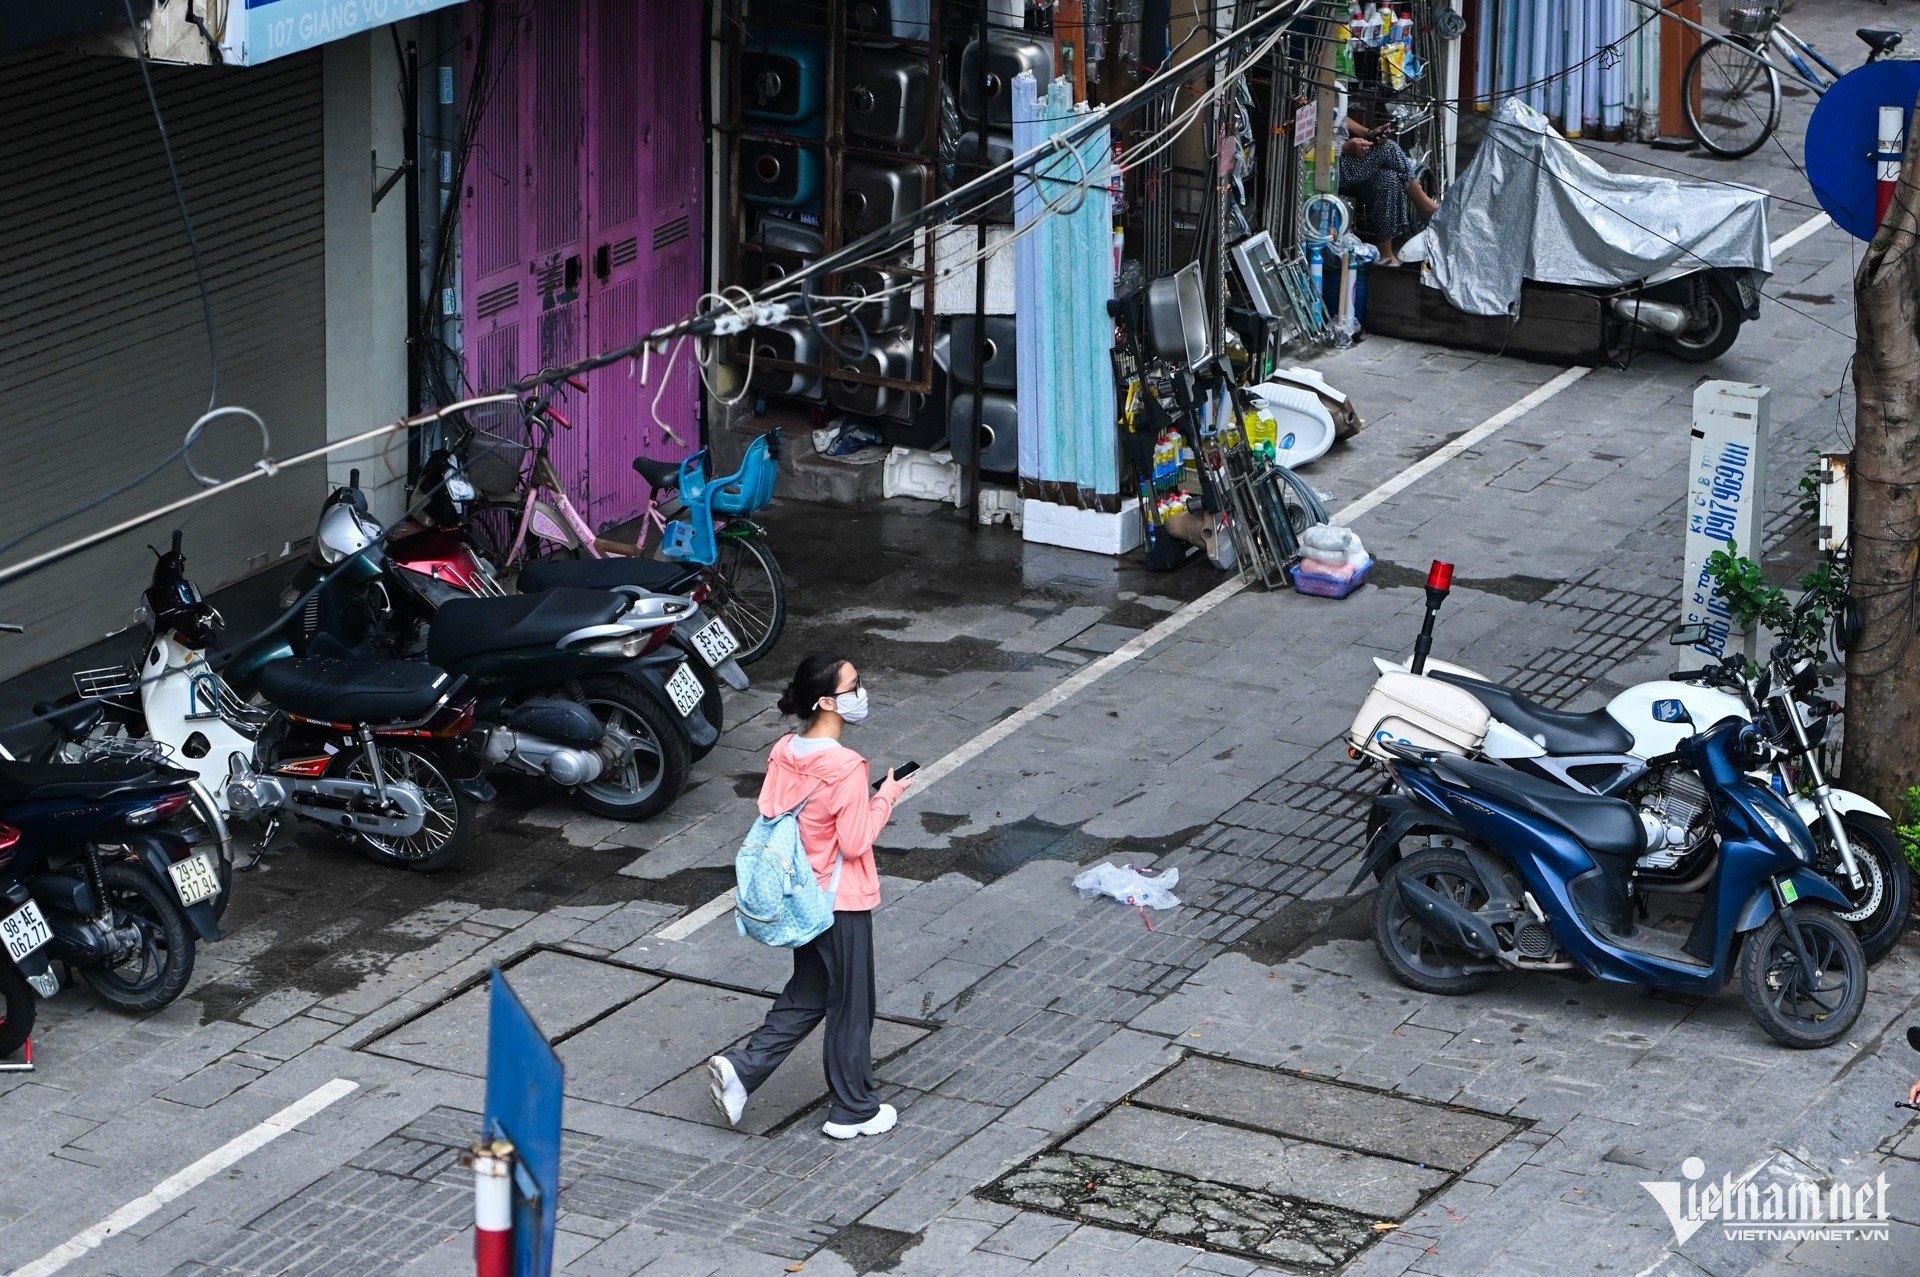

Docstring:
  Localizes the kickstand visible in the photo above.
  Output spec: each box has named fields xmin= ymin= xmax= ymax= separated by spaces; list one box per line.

xmin=240 ymin=815 xmax=281 ymax=871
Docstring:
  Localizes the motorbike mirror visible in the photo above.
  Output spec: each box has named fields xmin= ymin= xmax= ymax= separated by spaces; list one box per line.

xmin=1670 ymin=623 xmax=1709 ymax=647
xmin=1909 ymin=1025 xmax=1920 ymax=1053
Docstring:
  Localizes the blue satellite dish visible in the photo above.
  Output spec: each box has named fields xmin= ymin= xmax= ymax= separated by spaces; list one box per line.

xmin=1805 ymin=61 xmax=1920 ymax=242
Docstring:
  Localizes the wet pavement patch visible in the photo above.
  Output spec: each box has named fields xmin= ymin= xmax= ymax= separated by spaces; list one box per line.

xmin=881 ymin=818 xmax=1207 ymax=884
xmin=822 ymin=1222 xmax=921 ymax=1273
xmin=626 ymin=864 xmax=736 ymax=907
xmin=983 ymin=1053 xmax=1524 ymax=1269
xmin=362 ymin=949 xmax=931 ymax=1134
xmin=1368 ymin=559 xmax=1560 ymax=603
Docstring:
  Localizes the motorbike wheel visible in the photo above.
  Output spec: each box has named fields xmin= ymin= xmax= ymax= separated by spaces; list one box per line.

xmin=81 ymin=859 xmax=197 ymax=1014
xmin=1739 ymin=904 xmax=1867 ymax=1049
xmin=328 ymin=745 xmax=473 ymax=871
xmin=1657 ymin=287 xmax=1741 ymax=363
xmin=0 ymin=959 xmax=35 ymax=1059
xmin=712 ymin=534 xmax=786 ymax=667
xmin=1817 ymin=815 xmax=1911 ymax=965
xmin=1373 ymin=847 xmax=1495 ymax=996
xmin=572 ymin=676 xmax=690 ymax=821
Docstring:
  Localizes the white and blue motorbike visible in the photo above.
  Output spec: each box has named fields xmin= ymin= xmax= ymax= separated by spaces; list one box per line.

xmin=1362 ymin=596 xmax=1908 ymax=963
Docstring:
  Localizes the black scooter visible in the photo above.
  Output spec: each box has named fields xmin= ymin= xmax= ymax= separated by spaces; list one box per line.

xmin=238 ymin=476 xmax=710 ymax=821
xmin=0 ymin=753 xmax=221 ymax=1056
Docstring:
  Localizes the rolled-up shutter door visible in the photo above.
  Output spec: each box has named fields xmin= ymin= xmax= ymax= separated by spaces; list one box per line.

xmin=0 ymin=48 xmax=325 ymax=681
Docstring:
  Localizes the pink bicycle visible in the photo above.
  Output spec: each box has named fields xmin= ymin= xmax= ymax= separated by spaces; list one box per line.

xmin=455 ymin=381 xmax=788 ymax=665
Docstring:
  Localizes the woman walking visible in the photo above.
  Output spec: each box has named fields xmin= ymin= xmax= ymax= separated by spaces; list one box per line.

xmin=708 ymin=652 xmax=914 ymax=1139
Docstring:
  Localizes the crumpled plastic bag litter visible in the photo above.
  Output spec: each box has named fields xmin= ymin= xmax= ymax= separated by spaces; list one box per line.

xmin=1074 ymin=863 xmax=1181 ymax=910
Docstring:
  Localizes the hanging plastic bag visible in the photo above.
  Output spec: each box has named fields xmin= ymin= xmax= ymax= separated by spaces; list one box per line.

xmin=1074 ymin=863 xmax=1181 ymax=910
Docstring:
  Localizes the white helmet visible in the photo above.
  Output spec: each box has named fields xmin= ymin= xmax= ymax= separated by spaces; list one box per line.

xmin=314 ymin=503 xmax=384 ymax=566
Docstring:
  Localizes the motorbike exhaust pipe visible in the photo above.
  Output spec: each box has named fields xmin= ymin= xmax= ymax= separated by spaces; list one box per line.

xmin=1396 ymin=875 xmax=1503 ymax=957
xmin=1610 ymin=297 xmax=1690 ymax=336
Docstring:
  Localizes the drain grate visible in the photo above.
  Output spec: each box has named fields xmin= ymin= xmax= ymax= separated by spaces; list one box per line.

xmin=982 ymin=1053 xmax=1525 ymax=1270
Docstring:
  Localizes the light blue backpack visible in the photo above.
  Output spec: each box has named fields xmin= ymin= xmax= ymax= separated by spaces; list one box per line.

xmin=734 ymin=798 xmax=842 ymax=947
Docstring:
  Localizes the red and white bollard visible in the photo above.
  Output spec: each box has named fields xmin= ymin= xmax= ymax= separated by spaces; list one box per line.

xmin=0 ymin=1037 xmax=34 ymax=1073
xmin=1877 ymin=106 xmax=1906 ymax=227
xmin=470 ymin=1139 xmax=513 ymax=1277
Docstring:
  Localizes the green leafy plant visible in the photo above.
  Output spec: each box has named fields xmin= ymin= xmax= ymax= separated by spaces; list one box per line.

xmin=1899 ymin=786 xmax=1920 ymax=878
xmin=1795 ymin=452 xmax=1824 ymax=525
xmin=1703 ymin=540 xmax=1849 ymax=670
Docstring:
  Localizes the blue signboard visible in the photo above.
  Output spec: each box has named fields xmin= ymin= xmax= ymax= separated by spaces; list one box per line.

xmin=1805 ymin=61 xmax=1920 ymax=242
xmin=484 ymin=967 xmax=563 ymax=1277
xmin=222 ymin=0 xmax=468 ymax=65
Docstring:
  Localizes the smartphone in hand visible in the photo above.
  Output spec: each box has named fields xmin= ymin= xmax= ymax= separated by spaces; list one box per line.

xmin=877 ymin=761 xmax=920 ymax=787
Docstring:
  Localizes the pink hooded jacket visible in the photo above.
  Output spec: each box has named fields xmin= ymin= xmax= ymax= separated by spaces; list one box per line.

xmin=757 ymin=735 xmax=901 ymax=912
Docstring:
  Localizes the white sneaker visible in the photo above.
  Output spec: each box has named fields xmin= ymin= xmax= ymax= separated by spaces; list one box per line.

xmin=822 ymin=1103 xmax=898 ymax=1140
xmin=707 ymin=1055 xmax=747 ymax=1126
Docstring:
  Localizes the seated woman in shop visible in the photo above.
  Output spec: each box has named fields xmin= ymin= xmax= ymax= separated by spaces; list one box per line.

xmin=1338 ymin=112 xmax=1440 ymax=267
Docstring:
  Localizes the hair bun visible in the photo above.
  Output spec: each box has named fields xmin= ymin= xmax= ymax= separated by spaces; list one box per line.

xmin=776 ymin=682 xmax=802 ymax=717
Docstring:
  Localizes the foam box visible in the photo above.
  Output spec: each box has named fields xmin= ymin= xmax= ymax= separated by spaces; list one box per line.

xmin=1021 ymin=497 xmax=1143 ymax=556
xmin=884 ymin=447 xmax=961 ymax=505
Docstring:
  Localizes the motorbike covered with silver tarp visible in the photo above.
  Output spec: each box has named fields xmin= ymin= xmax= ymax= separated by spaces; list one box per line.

xmin=1401 ymin=100 xmax=1770 ymax=362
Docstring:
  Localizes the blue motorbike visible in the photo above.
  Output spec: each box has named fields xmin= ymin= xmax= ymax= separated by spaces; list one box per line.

xmin=1349 ymin=714 xmax=1868 ymax=1048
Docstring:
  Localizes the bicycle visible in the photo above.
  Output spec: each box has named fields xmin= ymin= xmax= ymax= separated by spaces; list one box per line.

xmin=1683 ymin=3 xmax=1906 ymax=159
xmin=462 ymin=381 xmax=789 ymax=665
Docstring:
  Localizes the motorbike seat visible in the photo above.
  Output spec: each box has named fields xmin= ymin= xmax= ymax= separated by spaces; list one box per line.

xmin=1430 ymin=672 xmax=1634 ymax=756
xmin=633 ymin=455 xmax=682 ymax=492
xmin=428 ymin=589 xmax=628 ymax=667
xmin=0 ymin=757 xmax=192 ymax=806
xmin=517 ymin=556 xmax=698 ymax=596
xmin=1432 ymin=754 xmax=1644 ymax=860
xmin=256 ymin=657 xmax=460 ymax=724
xmin=1859 ymin=28 xmax=1902 ymax=54
xmin=35 ymin=699 xmax=105 ymax=743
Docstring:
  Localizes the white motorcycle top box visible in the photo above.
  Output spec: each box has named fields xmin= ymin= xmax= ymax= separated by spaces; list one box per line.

xmin=1349 ymin=671 xmax=1491 ymax=762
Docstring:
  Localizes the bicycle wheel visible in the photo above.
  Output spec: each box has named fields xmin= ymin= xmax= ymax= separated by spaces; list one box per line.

xmin=711 ymin=533 xmax=787 ymax=666
xmin=1684 ymin=38 xmax=1781 ymax=159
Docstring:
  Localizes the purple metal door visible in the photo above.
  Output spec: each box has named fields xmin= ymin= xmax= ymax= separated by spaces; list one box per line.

xmin=464 ymin=0 xmax=705 ymax=532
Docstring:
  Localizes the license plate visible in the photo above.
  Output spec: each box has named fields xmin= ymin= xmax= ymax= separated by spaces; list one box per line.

xmin=665 ymin=662 xmax=704 ymax=717
xmin=691 ymin=618 xmax=739 ymax=667
xmin=166 ymin=853 xmax=222 ymax=907
xmin=0 ymin=900 xmax=51 ymax=962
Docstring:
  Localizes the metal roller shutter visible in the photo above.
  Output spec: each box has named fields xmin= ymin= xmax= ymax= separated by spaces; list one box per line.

xmin=0 ymin=47 xmax=326 ymax=679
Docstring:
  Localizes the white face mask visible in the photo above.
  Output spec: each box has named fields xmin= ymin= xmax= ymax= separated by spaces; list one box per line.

xmin=823 ymin=687 xmax=869 ymax=723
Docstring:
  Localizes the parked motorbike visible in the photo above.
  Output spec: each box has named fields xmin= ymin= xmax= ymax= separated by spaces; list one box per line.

xmin=1349 ymin=713 xmax=1867 ymax=1049
xmin=0 ymin=752 xmax=224 ymax=1050
xmin=43 ymin=535 xmax=480 ymax=873
xmin=413 ymin=424 xmax=784 ymax=667
xmin=227 ymin=483 xmax=709 ymax=821
xmin=384 ymin=518 xmax=746 ymax=759
xmin=1361 ymin=566 xmax=1909 ymax=962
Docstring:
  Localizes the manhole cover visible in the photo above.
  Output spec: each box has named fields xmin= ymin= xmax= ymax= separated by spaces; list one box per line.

xmin=983 ymin=1054 xmax=1525 ymax=1269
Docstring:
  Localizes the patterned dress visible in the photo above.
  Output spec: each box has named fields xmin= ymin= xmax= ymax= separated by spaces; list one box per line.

xmin=1338 ymin=128 xmax=1418 ymax=238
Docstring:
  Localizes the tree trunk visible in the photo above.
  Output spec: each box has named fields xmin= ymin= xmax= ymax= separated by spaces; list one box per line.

xmin=1843 ymin=101 xmax=1920 ymax=814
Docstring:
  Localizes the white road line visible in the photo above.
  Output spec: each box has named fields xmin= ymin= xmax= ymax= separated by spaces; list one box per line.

xmin=651 ymin=366 xmax=1593 ymax=940
xmin=655 ymin=889 xmax=739 ymax=941
xmin=1770 ymin=212 xmax=1831 ymax=258
xmin=10 ymin=1078 xmax=359 ymax=1277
